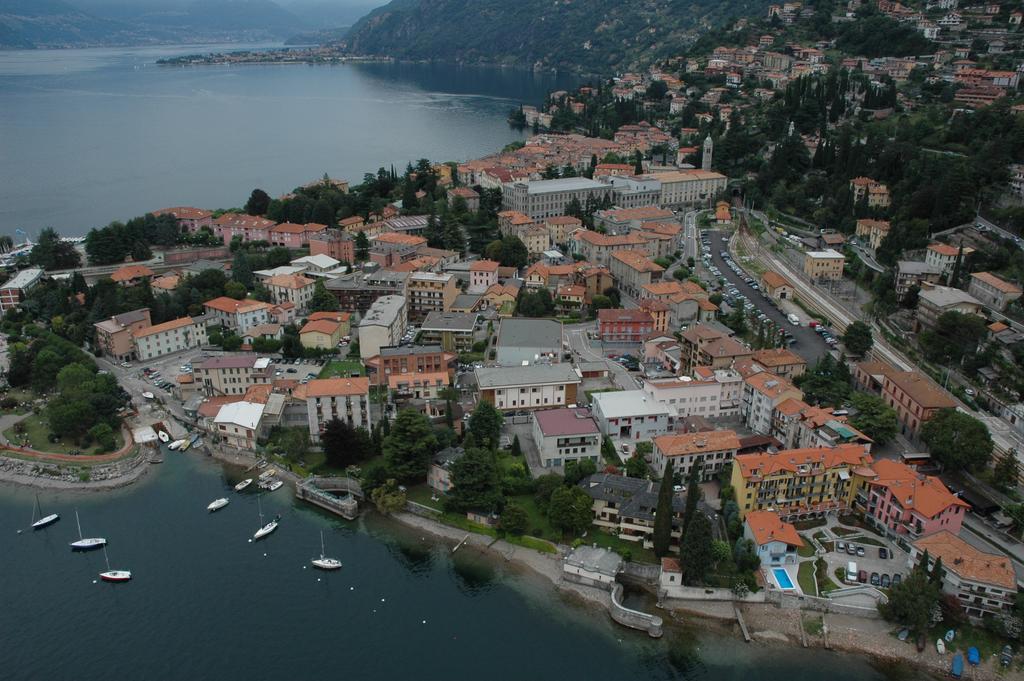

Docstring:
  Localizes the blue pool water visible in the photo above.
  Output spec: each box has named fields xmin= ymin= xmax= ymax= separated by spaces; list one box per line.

xmin=773 ymin=568 xmax=796 ymax=590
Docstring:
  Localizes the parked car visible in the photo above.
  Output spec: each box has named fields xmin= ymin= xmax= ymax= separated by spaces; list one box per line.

xmin=870 ymin=572 xmax=880 ymax=586
xmin=856 ymin=546 xmax=865 ymax=557
xmin=880 ymin=574 xmax=891 ymax=588
xmin=836 ymin=541 xmax=846 ymax=553
xmin=857 ymin=570 xmax=867 ymax=583
xmin=846 ymin=544 xmax=857 ymax=555
xmin=879 ymin=547 xmax=888 ymax=559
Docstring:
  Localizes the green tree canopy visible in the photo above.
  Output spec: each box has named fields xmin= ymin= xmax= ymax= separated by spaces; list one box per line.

xmin=921 ymin=409 xmax=993 ymax=472
xmin=841 ymin=321 xmax=873 ymax=356
xmin=445 ymin=447 xmax=502 ymax=514
xmin=29 ymin=228 xmax=81 ymax=270
xmin=468 ymin=401 xmax=504 ymax=450
xmin=849 ymin=392 xmax=898 ymax=444
xmin=548 ymin=486 xmax=594 ymax=536
xmin=680 ymin=510 xmax=713 ymax=584
xmin=652 ymin=460 xmax=675 ymax=557
xmin=320 ymin=418 xmax=374 ymax=468
xmin=308 ymin=279 xmax=339 ymax=313
xmin=382 ymin=409 xmax=439 ymax=482
xmin=245 ymin=188 xmax=271 ymax=216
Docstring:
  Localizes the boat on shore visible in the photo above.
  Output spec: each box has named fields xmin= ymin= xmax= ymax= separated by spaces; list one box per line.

xmin=29 ymin=494 xmax=59 ymax=531
xmin=945 ymin=629 xmax=956 ymax=643
xmin=157 ymin=430 xmax=170 ymax=443
xmin=258 ymin=469 xmax=276 ymax=481
xmin=207 ymin=497 xmax=229 ymax=512
xmin=234 ymin=478 xmax=252 ymax=492
xmin=951 ymin=653 xmax=964 ymax=678
xmin=968 ymin=647 xmax=980 ymax=666
xmin=936 ymin=639 xmax=945 ymax=654
xmin=168 ymin=439 xmax=186 ymax=451
xmin=69 ymin=510 xmax=106 ymax=552
xmin=179 ymin=439 xmax=191 ymax=452
xmin=311 ymin=530 xmax=342 ymax=571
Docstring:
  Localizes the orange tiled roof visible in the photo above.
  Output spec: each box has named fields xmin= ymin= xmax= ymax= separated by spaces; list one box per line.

xmin=745 ymin=510 xmax=804 ymax=548
xmin=266 ymin=274 xmax=314 ymax=290
xmin=203 ymin=296 xmax=272 ymax=314
xmin=869 ymin=459 xmax=969 ymax=518
xmin=913 ymin=531 xmax=1015 ymax=589
xmin=971 ymin=271 xmax=1022 ymax=295
xmin=752 ymin=348 xmax=806 ymax=368
xmin=111 ymin=265 xmax=155 ymax=282
xmin=761 ymin=271 xmax=790 ymax=289
xmin=132 ymin=317 xmax=193 ymax=339
xmin=745 ymin=371 xmax=798 ymax=398
xmin=883 ymin=371 xmax=956 ymax=410
xmin=735 ymin=443 xmax=872 ymax=479
xmin=308 ymin=311 xmax=351 ymax=322
xmin=470 ymin=259 xmax=500 ymax=272
xmin=653 ymin=430 xmax=741 ymax=457
xmin=300 ymin=319 xmax=341 ymax=336
xmin=610 ymin=250 xmax=663 ymax=272
xmin=927 ymin=242 xmax=960 ymax=257
xmin=374 ymin=232 xmax=427 ymax=246
xmin=304 ymin=377 xmax=370 ymax=397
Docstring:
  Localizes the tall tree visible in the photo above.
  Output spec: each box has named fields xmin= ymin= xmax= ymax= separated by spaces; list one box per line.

xmin=445 ymin=448 xmax=501 ymax=513
xmin=29 ymin=228 xmax=81 ymax=270
xmin=382 ymin=409 xmax=439 ymax=482
xmin=308 ymin=279 xmax=339 ymax=313
xmin=232 ymin=250 xmax=254 ymax=289
xmin=355 ymin=231 xmax=370 ymax=262
xmin=841 ymin=321 xmax=873 ymax=356
xmin=320 ymin=418 xmax=373 ymax=468
xmin=849 ymin=393 xmax=898 ymax=444
xmin=468 ymin=401 xmax=503 ymax=450
xmin=921 ymin=409 xmax=993 ymax=472
xmin=680 ymin=511 xmax=713 ymax=584
xmin=245 ymin=188 xmax=271 ymax=216
xmin=681 ymin=465 xmax=702 ymax=539
xmin=652 ymin=460 xmax=675 ymax=557
xmin=548 ymin=486 xmax=594 ymax=536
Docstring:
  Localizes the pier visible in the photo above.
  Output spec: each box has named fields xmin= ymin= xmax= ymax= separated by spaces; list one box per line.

xmin=295 ymin=477 xmax=364 ymax=520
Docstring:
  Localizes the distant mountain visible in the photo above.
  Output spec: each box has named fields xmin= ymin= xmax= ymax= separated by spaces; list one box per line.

xmin=0 ymin=0 xmax=309 ymax=48
xmin=0 ymin=0 xmax=128 ymax=48
xmin=340 ymin=0 xmax=773 ymax=72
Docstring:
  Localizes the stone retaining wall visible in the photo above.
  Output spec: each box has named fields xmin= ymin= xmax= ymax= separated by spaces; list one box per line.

xmin=610 ymin=583 xmax=663 ymax=638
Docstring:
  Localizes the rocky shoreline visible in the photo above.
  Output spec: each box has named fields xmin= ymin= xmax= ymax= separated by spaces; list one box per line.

xmin=0 ymin=449 xmax=153 ymax=491
xmin=387 ymin=508 xmax=1023 ymax=681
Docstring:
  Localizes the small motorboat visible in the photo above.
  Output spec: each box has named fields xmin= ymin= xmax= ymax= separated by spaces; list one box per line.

xmin=207 ymin=497 xmax=229 ymax=512
xmin=234 ymin=478 xmax=253 ymax=492
xmin=945 ymin=629 xmax=956 ymax=643
xmin=157 ymin=430 xmax=170 ymax=443
xmin=178 ymin=439 xmax=191 ymax=452
xmin=897 ymin=628 xmax=909 ymax=641
xmin=311 ymin=530 xmax=342 ymax=571
xmin=1001 ymin=645 xmax=1013 ymax=667
xmin=141 ymin=392 xmax=154 ymax=400
xmin=168 ymin=439 xmax=186 ymax=451
xmin=951 ymin=653 xmax=964 ymax=679
xmin=936 ymin=639 xmax=945 ymax=655
xmin=265 ymin=480 xmax=283 ymax=492
xmin=259 ymin=469 xmax=277 ymax=481
xmin=188 ymin=433 xmax=200 ymax=445
xmin=967 ymin=647 xmax=980 ymax=666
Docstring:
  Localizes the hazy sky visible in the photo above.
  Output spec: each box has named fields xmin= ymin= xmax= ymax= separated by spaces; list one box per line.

xmin=70 ymin=0 xmax=385 ymax=28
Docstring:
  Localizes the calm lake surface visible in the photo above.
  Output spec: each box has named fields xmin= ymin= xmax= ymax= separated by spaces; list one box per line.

xmin=0 ymin=44 xmax=576 ymax=237
xmin=0 ymin=452 xmax=926 ymax=681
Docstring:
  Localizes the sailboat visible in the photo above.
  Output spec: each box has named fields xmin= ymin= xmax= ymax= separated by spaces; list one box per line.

xmin=30 ymin=494 xmax=59 ymax=531
xmin=99 ymin=546 xmax=131 ymax=583
xmin=252 ymin=496 xmax=278 ymax=541
xmin=311 ymin=530 xmax=342 ymax=571
xmin=69 ymin=509 xmax=106 ymax=551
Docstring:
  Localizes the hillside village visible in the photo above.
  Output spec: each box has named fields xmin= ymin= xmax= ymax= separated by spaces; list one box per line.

xmin=7 ymin=0 xmax=1024 ymax=667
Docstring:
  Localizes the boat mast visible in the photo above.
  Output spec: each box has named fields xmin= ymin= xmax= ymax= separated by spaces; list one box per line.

xmin=75 ymin=509 xmax=83 ymax=540
xmin=320 ymin=530 xmax=325 ymax=559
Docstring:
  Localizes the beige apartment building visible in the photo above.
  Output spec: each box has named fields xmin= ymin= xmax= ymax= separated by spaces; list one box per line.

xmin=93 ymin=308 xmax=152 ymax=362
xmin=609 ymin=250 xmax=664 ymax=297
xmin=358 ymin=295 xmax=408 ymax=360
xmin=406 ymin=272 xmax=458 ymax=323
xmin=802 ymin=249 xmax=845 ymax=281
xmin=193 ymin=355 xmax=274 ymax=396
xmin=648 ymin=169 xmax=728 ymax=207
xmin=304 ymin=377 xmax=372 ymax=442
xmin=265 ymin=274 xmax=316 ymax=314
xmin=133 ymin=317 xmax=207 ymax=361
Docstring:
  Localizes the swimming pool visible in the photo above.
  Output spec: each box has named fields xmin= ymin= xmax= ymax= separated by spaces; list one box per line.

xmin=772 ymin=567 xmax=796 ymax=590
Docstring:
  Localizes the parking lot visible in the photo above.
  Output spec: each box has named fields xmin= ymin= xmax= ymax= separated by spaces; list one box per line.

xmin=812 ymin=518 xmax=909 ymax=590
xmin=699 ymin=229 xmax=834 ymax=367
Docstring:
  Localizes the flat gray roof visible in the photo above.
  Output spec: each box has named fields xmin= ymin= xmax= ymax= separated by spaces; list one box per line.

xmin=421 ymin=311 xmax=477 ymax=332
xmin=519 ymin=178 xmax=606 ymax=194
xmin=475 ymin=363 xmax=580 ymax=389
xmin=497 ymin=318 xmax=562 ymax=350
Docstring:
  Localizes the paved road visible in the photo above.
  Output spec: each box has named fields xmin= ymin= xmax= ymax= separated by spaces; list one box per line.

xmin=708 ymin=229 xmax=833 ymax=367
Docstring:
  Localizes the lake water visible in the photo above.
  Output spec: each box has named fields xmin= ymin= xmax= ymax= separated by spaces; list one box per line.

xmin=0 ymin=45 xmax=576 ymax=238
xmin=0 ymin=452 xmax=926 ymax=681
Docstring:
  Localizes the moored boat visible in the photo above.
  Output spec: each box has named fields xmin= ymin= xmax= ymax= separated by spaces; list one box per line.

xmin=265 ymin=480 xmax=283 ymax=492
xmin=168 ymin=439 xmax=186 ymax=451
xmin=312 ymin=530 xmax=342 ymax=571
xmin=207 ymin=497 xmax=229 ymax=512
xmin=234 ymin=478 xmax=253 ymax=492
xmin=157 ymin=430 xmax=170 ymax=443
xmin=69 ymin=510 xmax=106 ymax=552
xmin=252 ymin=496 xmax=278 ymax=541
xmin=99 ymin=546 xmax=131 ymax=583
xmin=141 ymin=392 xmax=154 ymax=400
xmin=29 ymin=494 xmax=59 ymax=531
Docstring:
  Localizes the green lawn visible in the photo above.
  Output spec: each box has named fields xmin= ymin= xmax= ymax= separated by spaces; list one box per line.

xmin=793 ymin=518 xmax=826 ymax=531
xmin=318 ymin=360 xmax=364 ymax=379
xmin=832 ymin=526 xmax=858 ymax=536
xmin=0 ymin=389 xmax=36 ymax=415
xmin=510 ymin=494 xmax=557 ymax=540
xmin=406 ymin=484 xmax=445 ymax=511
xmin=4 ymin=413 xmax=124 ymax=456
xmin=797 ymin=543 xmax=816 ymax=558
xmin=797 ymin=560 xmax=818 ymax=595
xmin=586 ymin=530 xmax=658 ymax=564
xmin=930 ymin=622 xmax=1009 ymax=660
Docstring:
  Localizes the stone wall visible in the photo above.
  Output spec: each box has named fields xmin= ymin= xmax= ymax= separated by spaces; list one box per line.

xmin=610 ymin=583 xmax=663 ymax=638
xmin=661 ymin=584 xmax=766 ymax=603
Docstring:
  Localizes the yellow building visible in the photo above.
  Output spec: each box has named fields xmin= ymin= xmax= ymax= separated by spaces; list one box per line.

xmin=802 ymin=249 xmax=845 ymax=281
xmin=730 ymin=444 xmax=875 ymax=520
xmin=299 ymin=313 xmax=346 ymax=348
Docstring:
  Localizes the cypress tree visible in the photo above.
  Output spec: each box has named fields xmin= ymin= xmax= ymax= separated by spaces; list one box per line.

xmin=681 ymin=465 xmax=702 ymax=539
xmin=652 ymin=460 xmax=675 ymax=557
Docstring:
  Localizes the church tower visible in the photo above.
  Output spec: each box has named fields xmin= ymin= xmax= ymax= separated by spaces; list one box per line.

xmin=702 ymin=135 xmax=713 ymax=171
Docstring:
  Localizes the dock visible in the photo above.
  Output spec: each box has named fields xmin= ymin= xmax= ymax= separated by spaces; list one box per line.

xmin=733 ymin=604 xmax=751 ymax=642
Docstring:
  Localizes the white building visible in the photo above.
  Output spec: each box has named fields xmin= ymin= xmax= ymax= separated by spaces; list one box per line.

xmin=651 ymin=430 xmax=741 ymax=479
xmin=590 ymin=390 xmax=672 ymax=443
xmin=743 ymin=372 xmax=802 ymax=435
xmin=645 ymin=169 xmax=728 ymax=207
xmin=531 ymin=407 xmax=602 ymax=468
xmin=743 ymin=510 xmax=804 ymax=567
xmin=475 ymin=364 xmax=582 ymax=412
xmin=502 ymin=177 xmax=614 ymax=220
xmin=640 ymin=370 xmax=743 ymax=421
xmin=193 ymin=355 xmax=274 ymax=396
xmin=265 ymin=274 xmax=316 ymax=315
xmin=304 ymin=377 xmax=372 ymax=442
xmin=213 ymin=401 xmax=265 ymax=449
xmin=911 ymin=531 xmax=1018 ymax=619
xmin=132 ymin=317 xmax=207 ymax=361
xmin=202 ymin=297 xmax=272 ymax=334
xmin=358 ymin=295 xmax=408 ymax=361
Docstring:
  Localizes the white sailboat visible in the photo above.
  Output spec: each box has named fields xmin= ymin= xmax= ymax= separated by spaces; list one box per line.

xmin=69 ymin=509 xmax=106 ymax=551
xmin=99 ymin=546 xmax=131 ymax=583
xmin=207 ymin=497 xmax=229 ymax=512
xmin=311 ymin=530 xmax=342 ymax=571
xmin=252 ymin=496 xmax=278 ymax=541
xmin=30 ymin=494 xmax=59 ymax=531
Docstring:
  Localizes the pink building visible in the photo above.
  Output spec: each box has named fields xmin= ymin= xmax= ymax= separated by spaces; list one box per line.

xmin=269 ymin=222 xmax=328 ymax=248
xmin=469 ymin=259 xmax=500 ymax=294
xmin=214 ymin=214 xmax=275 ymax=245
xmin=864 ymin=459 xmax=968 ymax=540
xmin=152 ymin=207 xmax=213 ymax=233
